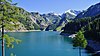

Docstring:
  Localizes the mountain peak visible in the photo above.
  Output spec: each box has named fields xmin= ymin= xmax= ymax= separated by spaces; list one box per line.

xmin=65 ymin=9 xmax=81 ymax=16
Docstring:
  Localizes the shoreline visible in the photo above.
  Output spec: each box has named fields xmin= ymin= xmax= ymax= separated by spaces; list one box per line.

xmin=0 ymin=30 xmax=41 ymax=32
xmin=0 ymin=30 xmax=58 ymax=32
xmin=60 ymin=32 xmax=76 ymax=38
xmin=60 ymin=32 xmax=100 ymax=56
xmin=86 ymin=40 xmax=100 ymax=56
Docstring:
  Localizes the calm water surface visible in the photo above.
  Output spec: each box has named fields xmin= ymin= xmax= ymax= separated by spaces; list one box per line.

xmin=0 ymin=31 xmax=91 ymax=56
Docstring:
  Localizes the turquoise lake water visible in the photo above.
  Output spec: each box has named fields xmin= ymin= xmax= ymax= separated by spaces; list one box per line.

xmin=0 ymin=31 xmax=91 ymax=56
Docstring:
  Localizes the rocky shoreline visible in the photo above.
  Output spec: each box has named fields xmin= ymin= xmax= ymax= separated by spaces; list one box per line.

xmin=60 ymin=32 xmax=100 ymax=56
xmin=86 ymin=40 xmax=100 ymax=56
xmin=60 ymin=32 xmax=76 ymax=38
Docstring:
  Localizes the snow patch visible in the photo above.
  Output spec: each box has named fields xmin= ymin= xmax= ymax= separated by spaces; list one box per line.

xmin=65 ymin=9 xmax=76 ymax=16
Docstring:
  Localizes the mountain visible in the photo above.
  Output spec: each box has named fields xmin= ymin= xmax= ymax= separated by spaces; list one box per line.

xmin=44 ymin=10 xmax=80 ymax=31
xmin=30 ymin=10 xmax=81 ymax=31
xmin=61 ymin=2 xmax=100 ymax=34
xmin=55 ymin=10 xmax=81 ymax=31
xmin=61 ymin=2 xmax=100 ymax=41
xmin=42 ymin=13 xmax=61 ymax=24
xmin=0 ymin=6 xmax=42 ymax=32
xmin=30 ymin=12 xmax=47 ymax=30
xmin=65 ymin=9 xmax=81 ymax=16
xmin=42 ymin=13 xmax=62 ymax=31
xmin=61 ymin=14 xmax=100 ymax=40
xmin=30 ymin=12 xmax=61 ymax=31
xmin=76 ymin=2 xmax=100 ymax=19
xmin=62 ymin=9 xmax=81 ymax=19
xmin=0 ymin=6 xmax=80 ymax=31
xmin=14 ymin=7 xmax=40 ymax=30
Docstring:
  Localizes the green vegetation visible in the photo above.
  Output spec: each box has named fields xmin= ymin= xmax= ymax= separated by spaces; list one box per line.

xmin=4 ymin=34 xmax=21 ymax=48
xmin=83 ymin=15 xmax=100 ymax=41
xmin=56 ymin=24 xmax=65 ymax=31
xmin=62 ymin=14 xmax=100 ymax=41
xmin=61 ymin=13 xmax=100 ymax=55
xmin=73 ymin=30 xmax=87 ymax=56
xmin=0 ymin=0 xmax=22 ymax=56
xmin=56 ymin=26 xmax=63 ymax=31
xmin=0 ymin=1 xmax=42 ymax=31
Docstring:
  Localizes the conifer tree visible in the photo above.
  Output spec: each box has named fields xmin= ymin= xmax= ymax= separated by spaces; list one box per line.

xmin=0 ymin=0 xmax=22 ymax=56
xmin=73 ymin=30 xmax=87 ymax=56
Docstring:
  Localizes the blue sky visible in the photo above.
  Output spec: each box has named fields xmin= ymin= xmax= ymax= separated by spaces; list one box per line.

xmin=13 ymin=0 xmax=100 ymax=14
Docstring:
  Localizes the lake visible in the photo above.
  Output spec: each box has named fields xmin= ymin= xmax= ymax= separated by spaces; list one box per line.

xmin=0 ymin=31 xmax=91 ymax=56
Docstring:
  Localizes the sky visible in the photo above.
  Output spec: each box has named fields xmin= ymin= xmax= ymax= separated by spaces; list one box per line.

xmin=13 ymin=0 xmax=100 ymax=14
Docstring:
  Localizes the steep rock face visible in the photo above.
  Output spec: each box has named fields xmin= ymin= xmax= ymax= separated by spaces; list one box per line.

xmin=42 ymin=13 xmax=61 ymax=31
xmin=30 ymin=12 xmax=61 ymax=31
xmin=17 ymin=7 xmax=39 ymax=30
xmin=76 ymin=2 xmax=100 ymax=19
xmin=31 ymin=12 xmax=47 ymax=30
xmin=42 ymin=13 xmax=61 ymax=24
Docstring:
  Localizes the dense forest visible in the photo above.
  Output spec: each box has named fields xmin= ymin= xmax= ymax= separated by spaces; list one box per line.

xmin=61 ymin=14 xmax=100 ymax=41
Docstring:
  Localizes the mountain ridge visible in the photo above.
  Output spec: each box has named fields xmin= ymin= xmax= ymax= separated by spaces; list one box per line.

xmin=30 ymin=10 xmax=81 ymax=31
xmin=75 ymin=2 xmax=100 ymax=19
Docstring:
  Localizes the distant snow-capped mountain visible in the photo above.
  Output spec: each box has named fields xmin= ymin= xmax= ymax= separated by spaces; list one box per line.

xmin=61 ymin=9 xmax=81 ymax=19
xmin=30 ymin=10 xmax=81 ymax=31
xmin=56 ymin=10 xmax=81 ymax=31
xmin=65 ymin=9 xmax=81 ymax=16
